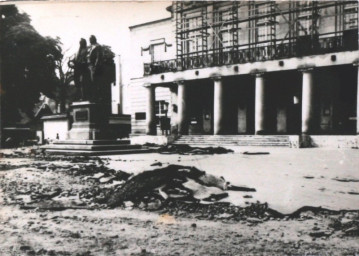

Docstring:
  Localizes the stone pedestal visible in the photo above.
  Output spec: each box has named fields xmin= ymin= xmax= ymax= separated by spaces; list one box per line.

xmin=67 ymin=101 xmax=111 ymax=140
xmin=43 ymin=102 xmax=151 ymax=155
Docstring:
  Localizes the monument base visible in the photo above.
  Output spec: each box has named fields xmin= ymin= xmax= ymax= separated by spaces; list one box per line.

xmin=43 ymin=139 xmax=152 ymax=156
xmin=67 ymin=101 xmax=112 ymax=140
xmin=43 ymin=101 xmax=151 ymax=155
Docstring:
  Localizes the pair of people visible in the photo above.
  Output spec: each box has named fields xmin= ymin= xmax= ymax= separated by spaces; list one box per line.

xmin=70 ymin=35 xmax=103 ymax=101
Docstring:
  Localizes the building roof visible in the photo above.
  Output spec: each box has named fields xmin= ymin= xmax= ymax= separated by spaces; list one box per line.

xmin=129 ymin=17 xmax=171 ymax=30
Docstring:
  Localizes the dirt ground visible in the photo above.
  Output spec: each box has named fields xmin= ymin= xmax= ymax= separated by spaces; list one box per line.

xmin=0 ymin=147 xmax=358 ymax=255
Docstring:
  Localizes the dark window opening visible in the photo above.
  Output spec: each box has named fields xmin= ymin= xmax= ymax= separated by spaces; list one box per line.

xmin=135 ymin=112 xmax=146 ymax=120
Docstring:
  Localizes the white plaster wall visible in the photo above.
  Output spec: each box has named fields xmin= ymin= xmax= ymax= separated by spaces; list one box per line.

xmin=128 ymin=18 xmax=175 ymax=80
xmin=128 ymin=18 xmax=174 ymax=134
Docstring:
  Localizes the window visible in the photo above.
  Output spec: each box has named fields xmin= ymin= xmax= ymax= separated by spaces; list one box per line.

xmin=135 ymin=112 xmax=146 ymax=120
xmin=255 ymin=3 xmax=275 ymax=43
xmin=155 ymin=100 xmax=169 ymax=124
xmin=187 ymin=33 xmax=203 ymax=53
xmin=297 ymin=1 xmax=315 ymax=37
xmin=344 ymin=2 xmax=358 ymax=30
xmin=183 ymin=15 xmax=203 ymax=54
xmin=220 ymin=29 xmax=232 ymax=49
xmin=217 ymin=9 xmax=234 ymax=50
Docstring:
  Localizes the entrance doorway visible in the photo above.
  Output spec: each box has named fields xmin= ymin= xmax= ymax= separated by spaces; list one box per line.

xmin=267 ymin=71 xmax=302 ymax=135
xmin=187 ymin=80 xmax=214 ymax=135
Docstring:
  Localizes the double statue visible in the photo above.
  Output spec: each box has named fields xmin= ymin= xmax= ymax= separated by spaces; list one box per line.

xmin=69 ymin=35 xmax=103 ymax=102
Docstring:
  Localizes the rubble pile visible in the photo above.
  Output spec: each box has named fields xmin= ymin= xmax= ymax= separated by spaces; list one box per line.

xmin=106 ymin=165 xmax=253 ymax=207
xmin=104 ymin=165 xmax=266 ymax=219
xmin=157 ymin=144 xmax=234 ymax=155
xmin=1 ymin=147 xmax=106 ymax=164
xmin=0 ymin=163 xmax=29 ymax=171
xmin=329 ymin=211 xmax=359 ymax=237
xmin=2 ymin=159 xmax=129 ymax=209
xmin=163 ymin=201 xmax=272 ymax=222
xmin=3 ymin=161 xmax=265 ymax=219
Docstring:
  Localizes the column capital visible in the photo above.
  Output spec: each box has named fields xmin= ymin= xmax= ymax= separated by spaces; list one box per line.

xmin=211 ymin=76 xmax=222 ymax=82
xmin=250 ymin=69 xmax=266 ymax=77
xmin=298 ymin=65 xmax=315 ymax=73
xmin=143 ymin=83 xmax=153 ymax=88
xmin=175 ymin=80 xmax=186 ymax=86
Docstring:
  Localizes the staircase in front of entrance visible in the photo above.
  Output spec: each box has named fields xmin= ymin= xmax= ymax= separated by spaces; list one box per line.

xmin=173 ymin=135 xmax=291 ymax=147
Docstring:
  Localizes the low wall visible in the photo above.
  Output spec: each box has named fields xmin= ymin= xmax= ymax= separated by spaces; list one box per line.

xmin=130 ymin=135 xmax=177 ymax=146
xmin=41 ymin=114 xmax=70 ymax=141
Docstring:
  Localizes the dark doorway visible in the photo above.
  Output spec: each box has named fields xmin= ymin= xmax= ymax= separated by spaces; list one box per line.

xmin=266 ymin=71 xmax=302 ymax=135
xmin=187 ymin=80 xmax=213 ymax=135
xmin=228 ymin=75 xmax=255 ymax=135
xmin=316 ymin=65 xmax=357 ymax=135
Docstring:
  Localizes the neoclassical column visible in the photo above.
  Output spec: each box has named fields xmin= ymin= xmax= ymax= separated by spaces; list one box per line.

xmin=177 ymin=80 xmax=189 ymax=135
xmin=213 ymin=76 xmax=225 ymax=135
xmin=354 ymin=62 xmax=359 ymax=134
xmin=300 ymin=67 xmax=315 ymax=134
xmin=145 ymin=84 xmax=156 ymax=135
xmin=254 ymin=72 xmax=266 ymax=135
xmin=169 ymin=84 xmax=178 ymax=133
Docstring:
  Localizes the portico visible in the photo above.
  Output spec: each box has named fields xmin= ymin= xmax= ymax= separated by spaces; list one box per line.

xmin=143 ymin=52 xmax=359 ymax=137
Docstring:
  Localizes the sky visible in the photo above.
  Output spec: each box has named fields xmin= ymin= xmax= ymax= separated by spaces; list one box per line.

xmin=15 ymin=1 xmax=171 ymax=83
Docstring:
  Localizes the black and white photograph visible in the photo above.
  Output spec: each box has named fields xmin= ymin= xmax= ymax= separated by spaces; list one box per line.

xmin=0 ymin=0 xmax=359 ymax=255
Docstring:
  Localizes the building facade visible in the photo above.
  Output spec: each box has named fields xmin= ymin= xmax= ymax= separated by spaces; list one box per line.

xmin=129 ymin=1 xmax=359 ymax=142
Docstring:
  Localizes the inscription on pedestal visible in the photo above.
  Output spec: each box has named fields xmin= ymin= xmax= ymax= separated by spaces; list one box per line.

xmin=75 ymin=110 xmax=89 ymax=121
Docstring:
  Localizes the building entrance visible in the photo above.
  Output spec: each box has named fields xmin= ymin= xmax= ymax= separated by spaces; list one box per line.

xmin=187 ymin=81 xmax=214 ymax=135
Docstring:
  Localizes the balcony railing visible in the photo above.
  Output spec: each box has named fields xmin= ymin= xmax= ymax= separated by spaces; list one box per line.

xmin=144 ymin=32 xmax=358 ymax=76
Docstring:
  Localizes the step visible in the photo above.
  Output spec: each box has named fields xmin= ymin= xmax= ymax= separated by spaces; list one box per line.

xmin=172 ymin=135 xmax=290 ymax=147
xmin=174 ymin=143 xmax=289 ymax=145
xmin=174 ymin=139 xmax=290 ymax=142
xmin=53 ymin=140 xmax=131 ymax=145
xmin=43 ymin=144 xmax=142 ymax=151
xmin=174 ymin=139 xmax=289 ymax=143
xmin=45 ymin=148 xmax=153 ymax=156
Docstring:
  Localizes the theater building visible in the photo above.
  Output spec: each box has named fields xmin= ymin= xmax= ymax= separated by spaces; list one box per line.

xmin=128 ymin=1 xmax=359 ymax=147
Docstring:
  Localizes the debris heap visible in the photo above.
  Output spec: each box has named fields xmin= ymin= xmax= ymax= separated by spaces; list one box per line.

xmin=106 ymin=165 xmax=255 ymax=209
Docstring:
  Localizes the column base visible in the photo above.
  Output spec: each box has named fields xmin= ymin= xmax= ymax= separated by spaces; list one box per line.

xmin=299 ymin=134 xmax=314 ymax=148
xmin=255 ymin=130 xmax=267 ymax=135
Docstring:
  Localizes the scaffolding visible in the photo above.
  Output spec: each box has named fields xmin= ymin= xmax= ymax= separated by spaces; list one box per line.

xmin=143 ymin=1 xmax=358 ymax=75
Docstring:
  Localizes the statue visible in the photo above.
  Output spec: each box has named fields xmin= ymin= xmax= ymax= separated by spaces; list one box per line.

xmin=87 ymin=35 xmax=103 ymax=102
xmin=69 ymin=35 xmax=108 ymax=103
xmin=68 ymin=38 xmax=90 ymax=101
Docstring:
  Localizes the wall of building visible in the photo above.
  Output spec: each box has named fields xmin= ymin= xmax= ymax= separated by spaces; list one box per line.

xmin=128 ymin=17 xmax=175 ymax=134
xmin=129 ymin=79 xmax=171 ymax=134
xmin=128 ymin=18 xmax=175 ymax=79
xmin=127 ymin=2 xmax=358 ymax=138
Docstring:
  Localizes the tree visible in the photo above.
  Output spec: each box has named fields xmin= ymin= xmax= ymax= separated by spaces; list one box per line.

xmin=98 ymin=44 xmax=116 ymax=106
xmin=0 ymin=5 xmax=63 ymax=125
